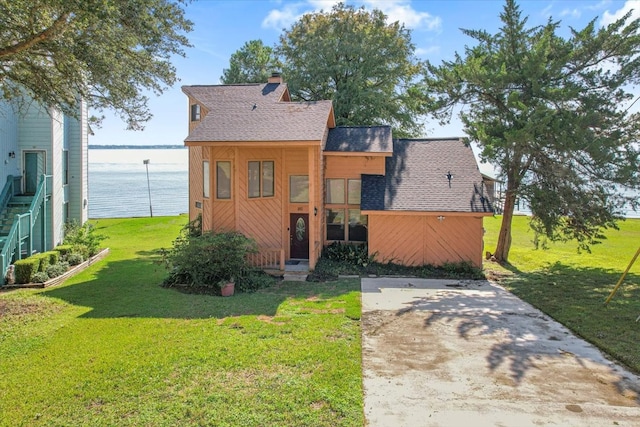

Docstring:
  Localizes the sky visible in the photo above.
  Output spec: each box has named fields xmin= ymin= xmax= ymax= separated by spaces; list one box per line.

xmin=90 ymin=0 xmax=640 ymax=152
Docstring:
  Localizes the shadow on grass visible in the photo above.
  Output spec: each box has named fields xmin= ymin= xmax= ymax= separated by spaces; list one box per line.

xmin=42 ymin=249 xmax=359 ymax=320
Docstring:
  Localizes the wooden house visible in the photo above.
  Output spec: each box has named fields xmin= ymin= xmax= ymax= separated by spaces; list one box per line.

xmin=183 ymin=74 xmax=493 ymax=270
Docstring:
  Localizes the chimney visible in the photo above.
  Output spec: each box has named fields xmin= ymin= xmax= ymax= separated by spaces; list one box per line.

xmin=268 ymin=72 xmax=283 ymax=84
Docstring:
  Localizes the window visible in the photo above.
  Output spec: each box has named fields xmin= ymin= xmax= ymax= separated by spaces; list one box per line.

xmin=191 ymin=104 xmax=201 ymax=121
xmin=325 ymin=178 xmax=366 ymax=242
xmin=63 ymin=150 xmax=69 ymax=185
xmin=326 ymin=209 xmax=345 ymax=240
xmin=248 ymin=161 xmax=274 ymax=198
xmin=203 ymin=161 xmax=210 ymax=198
xmin=216 ymin=161 xmax=231 ymax=199
xmin=326 ymin=179 xmax=345 ymax=204
xmin=290 ymin=175 xmax=308 ymax=203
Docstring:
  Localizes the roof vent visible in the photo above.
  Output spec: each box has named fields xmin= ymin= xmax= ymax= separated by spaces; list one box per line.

xmin=268 ymin=72 xmax=283 ymax=84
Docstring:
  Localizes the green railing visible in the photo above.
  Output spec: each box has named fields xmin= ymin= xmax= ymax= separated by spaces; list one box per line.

xmin=0 ymin=175 xmax=21 ymax=212
xmin=0 ymin=174 xmax=51 ymax=285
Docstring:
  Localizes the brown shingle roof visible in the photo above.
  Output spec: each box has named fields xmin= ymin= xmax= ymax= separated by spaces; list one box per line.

xmin=361 ymin=138 xmax=494 ymax=213
xmin=182 ymin=83 xmax=334 ymax=142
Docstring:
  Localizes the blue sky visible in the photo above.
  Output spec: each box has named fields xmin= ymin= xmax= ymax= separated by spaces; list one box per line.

xmin=91 ymin=0 xmax=639 ymax=148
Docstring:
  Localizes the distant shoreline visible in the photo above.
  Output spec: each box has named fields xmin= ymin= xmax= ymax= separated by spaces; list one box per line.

xmin=89 ymin=145 xmax=186 ymax=149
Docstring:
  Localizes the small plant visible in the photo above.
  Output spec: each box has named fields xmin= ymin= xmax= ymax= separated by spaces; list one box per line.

xmin=322 ymin=242 xmax=372 ymax=266
xmin=32 ymin=271 xmax=50 ymax=283
xmin=67 ymin=253 xmax=84 ymax=266
xmin=63 ymin=220 xmax=107 ymax=258
xmin=46 ymin=262 xmax=70 ymax=279
xmin=235 ymin=270 xmax=276 ymax=293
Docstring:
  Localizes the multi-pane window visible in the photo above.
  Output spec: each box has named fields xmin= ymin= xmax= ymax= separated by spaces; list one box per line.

xmin=203 ymin=161 xmax=210 ymax=198
xmin=191 ymin=104 xmax=201 ymax=121
xmin=325 ymin=178 xmax=367 ymax=242
xmin=216 ymin=161 xmax=231 ymax=199
xmin=248 ymin=161 xmax=274 ymax=198
xmin=290 ymin=175 xmax=309 ymax=203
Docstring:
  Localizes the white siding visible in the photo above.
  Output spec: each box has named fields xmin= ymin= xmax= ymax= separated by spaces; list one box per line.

xmin=66 ymin=99 xmax=89 ymax=224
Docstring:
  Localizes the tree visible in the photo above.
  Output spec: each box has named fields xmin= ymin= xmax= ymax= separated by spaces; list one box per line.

xmin=278 ymin=3 xmax=426 ymax=137
xmin=221 ymin=40 xmax=281 ymax=84
xmin=0 ymin=0 xmax=192 ymax=130
xmin=425 ymin=0 xmax=640 ymax=262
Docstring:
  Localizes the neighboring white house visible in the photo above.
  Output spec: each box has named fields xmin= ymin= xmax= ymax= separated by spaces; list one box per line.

xmin=0 ymin=96 xmax=88 ymax=282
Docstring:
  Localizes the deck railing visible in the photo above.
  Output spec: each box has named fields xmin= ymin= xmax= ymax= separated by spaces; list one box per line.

xmin=247 ymin=247 xmax=285 ymax=271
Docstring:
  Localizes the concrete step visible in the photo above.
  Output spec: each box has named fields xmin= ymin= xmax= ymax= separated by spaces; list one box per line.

xmin=283 ymin=272 xmax=309 ymax=282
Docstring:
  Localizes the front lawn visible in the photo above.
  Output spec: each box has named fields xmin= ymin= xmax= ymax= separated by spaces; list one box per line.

xmin=484 ymin=215 xmax=640 ymax=373
xmin=0 ymin=216 xmax=363 ymax=426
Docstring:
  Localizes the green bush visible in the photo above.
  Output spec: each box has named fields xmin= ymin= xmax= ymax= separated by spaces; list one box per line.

xmin=46 ymin=262 xmax=69 ymax=279
xmin=67 ymin=253 xmax=83 ymax=266
xmin=14 ymin=258 xmax=40 ymax=284
xmin=236 ymin=270 xmax=276 ymax=293
xmin=31 ymin=272 xmax=49 ymax=283
xmin=54 ymin=245 xmax=73 ymax=258
xmin=163 ymin=230 xmax=258 ymax=292
xmin=63 ymin=220 xmax=107 ymax=258
xmin=32 ymin=253 xmax=50 ymax=273
xmin=322 ymin=242 xmax=372 ymax=266
xmin=43 ymin=251 xmax=59 ymax=266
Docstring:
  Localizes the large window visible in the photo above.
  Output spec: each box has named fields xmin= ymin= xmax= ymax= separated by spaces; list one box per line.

xmin=325 ymin=178 xmax=367 ymax=242
xmin=249 ymin=160 xmax=274 ymax=198
xmin=216 ymin=161 xmax=231 ymax=199
xmin=203 ymin=161 xmax=210 ymax=198
xmin=290 ymin=175 xmax=309 ymax=203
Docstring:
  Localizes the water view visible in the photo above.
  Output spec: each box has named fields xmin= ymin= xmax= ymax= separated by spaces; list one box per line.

xmin=89 ymin=148 xmax=188 ymax=218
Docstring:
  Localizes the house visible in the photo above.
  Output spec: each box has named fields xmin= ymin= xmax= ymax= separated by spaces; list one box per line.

xmin=182 ymin=73 xmax=493 ymax=270
xmin=0 ymin=96 xmax=89 ymax=282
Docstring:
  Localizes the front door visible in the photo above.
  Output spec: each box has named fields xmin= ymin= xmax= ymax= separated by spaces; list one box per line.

xmin=24 ymin=151 xmax=46 ymax=195
xmin=290 ymin=213 xmax=309 ymax=259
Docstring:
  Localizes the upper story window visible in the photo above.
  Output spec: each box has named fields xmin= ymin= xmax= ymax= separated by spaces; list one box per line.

xmin=203 ymin=161 xmax=210 ymax=198
xmin=216 ymin=161 xmax=231 ymax=199
xmin=325 ymin=178 xmax=366 ymax=242
xmin=248 ymin=161 xmax=274 ymax=198
xmin=290 ymin=175 xmax=309 ymax=203
xmin=191 ymin=104 xmax=201 ymax=121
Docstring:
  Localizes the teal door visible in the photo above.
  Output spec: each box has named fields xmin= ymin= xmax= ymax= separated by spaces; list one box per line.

xmin=24 ymin=151 xmax=45 ymax=195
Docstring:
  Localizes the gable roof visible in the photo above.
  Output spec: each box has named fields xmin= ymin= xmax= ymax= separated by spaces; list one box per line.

xmin=182 ymin=83 xmax=334 ymax=143
xmin=361 ymin=138 xmax=494 ymax=213
xmin=325 ymin=126 xmax=393 ymax=154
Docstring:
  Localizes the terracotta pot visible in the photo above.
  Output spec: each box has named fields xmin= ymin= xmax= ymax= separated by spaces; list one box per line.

xmin=220 ymin=282 xmax=235 ymax=297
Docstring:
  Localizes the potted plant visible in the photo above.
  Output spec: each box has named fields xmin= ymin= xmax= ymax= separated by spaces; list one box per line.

xmin=219 ymin=278 xmax=235 ymax=297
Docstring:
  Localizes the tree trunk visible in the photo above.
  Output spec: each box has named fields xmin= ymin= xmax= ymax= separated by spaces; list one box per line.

xmin=494 ymin=189 xmax=517 ymax=263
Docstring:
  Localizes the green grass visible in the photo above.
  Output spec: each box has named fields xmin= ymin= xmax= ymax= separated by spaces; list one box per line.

xmin=0 ymin=216 xmax=363 ymax=427
xmin=484 ymin=215 xmax=640 ymax=373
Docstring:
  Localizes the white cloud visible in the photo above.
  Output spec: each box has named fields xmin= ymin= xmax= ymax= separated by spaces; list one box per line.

xmin=362 ymin=0 xmax=441 ymax=31
xmin=601 ymin=0 xmax=640 ymax=26
xmin=560 ymin=8 xmax=581 ymax=19
xmin=415 ymin=45 xmax=440 ymax=57
xmin=262 ymin=0 xmax=442 ymax=32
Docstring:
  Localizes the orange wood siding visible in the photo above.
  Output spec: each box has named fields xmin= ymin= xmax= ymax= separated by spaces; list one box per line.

xmin=324 ymin=156 xmax=385 ymax=178
xmin=188 ymin=146 xmax=203 ymax=222
xmin=368 ymin=214 xmax=484 ymax=267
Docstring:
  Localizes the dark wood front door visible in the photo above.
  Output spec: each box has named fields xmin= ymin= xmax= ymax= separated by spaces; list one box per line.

xmin=290 ymin=214 xmax=309 ymax=259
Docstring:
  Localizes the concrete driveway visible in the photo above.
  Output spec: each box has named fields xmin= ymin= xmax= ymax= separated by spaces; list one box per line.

xmin=361 ymin=278 xmax=640 ymax=426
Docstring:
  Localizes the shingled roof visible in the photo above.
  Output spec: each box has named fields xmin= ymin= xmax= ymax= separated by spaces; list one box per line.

xmin=361 ymin=138 xmax=494 ymax=213
xmin=325 ymin=126 xmax=393 ymax=154
xmin=182 ymin=83 xmax=334 ymax=143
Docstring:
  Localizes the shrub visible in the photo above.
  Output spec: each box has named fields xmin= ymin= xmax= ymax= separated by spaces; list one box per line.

xmin=322 ymin=242 xmax=372 ymax=266
xmin=46 ymin=262 xmax=69 ymax=279
xmin=67 ymin=253 xmax=84 ymax=266
xmin=236 ymin=270 xmax=276 ymax=293
xmin=54 ymin=245 xmax=73 ymax=258
xmin=31 ymin=272 xmax=50 ymax=283
xmin=63 ymin=220 xmax=107 ymax=258
xmin=14 ymin=258 xmax=40 ymax=284
xmin=32 ymin=253 xmax=50 ymax=273
xmin=163 ymin=230 xmax=258 ymax=291
xmin=43 ymin=251 xmax=59 ymax=266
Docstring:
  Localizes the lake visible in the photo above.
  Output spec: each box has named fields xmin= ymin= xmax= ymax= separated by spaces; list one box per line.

xmin=89 ymin=148 xmax=188 ymax=218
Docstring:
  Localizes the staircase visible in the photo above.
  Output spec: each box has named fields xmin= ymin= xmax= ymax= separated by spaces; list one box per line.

xmin=0 ymin=196 xmax=32 ymax=238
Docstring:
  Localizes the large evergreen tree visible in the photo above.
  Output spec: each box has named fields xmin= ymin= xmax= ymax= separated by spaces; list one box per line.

xmin=220 ymin=40 xmax=281 ymax=84
xmin=425 ymin=0 xmax=640 ymax=263
xmin=278 ymin=3 xmax=426 ymax=137
xmin=0 ymin=0 xmax=192 ymax=130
